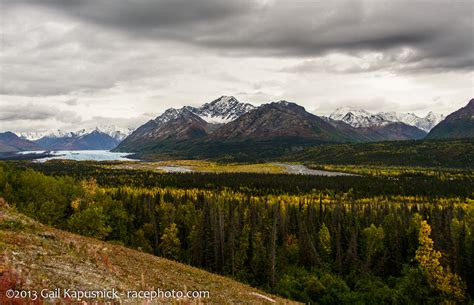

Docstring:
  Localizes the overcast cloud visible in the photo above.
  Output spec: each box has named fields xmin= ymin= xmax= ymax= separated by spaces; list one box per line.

xmin=1 ymin=0 xmax=473 ymax=133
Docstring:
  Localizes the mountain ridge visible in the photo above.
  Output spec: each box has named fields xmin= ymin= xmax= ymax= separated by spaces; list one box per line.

xmin=1 ymin=205 xmax=295 ymax=304
xmin=0 ymin=132 xmax=42 ymax=152
xmin=34 ymin=130 xmax=120 ymax=150
xmin=20 ymin=126 xmax=133 ymax=142
xmin=5 ymin=97 xmax=472 ymax=157
xmin=426 ymin=99 xmax=474 ymax=139
xmin=115 ymin=97 xmax=431 ymax=159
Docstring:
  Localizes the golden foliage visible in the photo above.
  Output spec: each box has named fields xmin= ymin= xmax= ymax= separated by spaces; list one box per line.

xmin=415 ymin=220 xmax=466 ymax=303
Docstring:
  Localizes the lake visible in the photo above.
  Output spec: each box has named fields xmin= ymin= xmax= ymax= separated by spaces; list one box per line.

xmin=18 ymin=150 xmax=136 ymax=162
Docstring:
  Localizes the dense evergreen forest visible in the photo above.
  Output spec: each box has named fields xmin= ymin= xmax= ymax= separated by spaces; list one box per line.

xmin=285 ymin=138 xmax=474 ymax=168
xmin=1 ymin=161 xmax=473 ymax=304
xmin=113 ymin=138 xmax=474 ymax=165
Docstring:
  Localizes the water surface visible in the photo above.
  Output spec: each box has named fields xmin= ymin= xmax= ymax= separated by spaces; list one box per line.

xmin=275 ymin=163 xmax=356 ymax=176
xmin=20 ymin=150 xmax=136 ymax=162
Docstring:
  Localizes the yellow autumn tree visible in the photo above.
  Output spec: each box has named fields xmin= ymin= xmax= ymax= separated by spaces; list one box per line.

xmin=415 ymin=220 xmax=465 ymax=303
xmin=318 ymin=223 xmax=331 ymax=257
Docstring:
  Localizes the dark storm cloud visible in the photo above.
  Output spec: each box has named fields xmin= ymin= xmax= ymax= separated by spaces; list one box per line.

xmin=0 ymin=103 xmax=81 ymax=123
xmin=6 ymin=0 xmax=256 ymax=29
xmin=4 ymin=0 xmax=473 ymax=72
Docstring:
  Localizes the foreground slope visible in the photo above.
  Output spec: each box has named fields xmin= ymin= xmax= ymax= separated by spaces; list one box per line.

xmin=0 ymin=205 xmax=296 ymax=304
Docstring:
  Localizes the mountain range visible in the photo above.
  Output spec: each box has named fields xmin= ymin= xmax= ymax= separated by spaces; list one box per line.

xmin=327 ymin=107 xmax=444 ymax=132
xmin=1 ymin=96 xmax=472 ymax=157
xmin=0 ymin=132 xmax=42 ymax=152
xmin=20 ymin=125 xmax=133 ymax=142
xmin=114 ymin=96 xmax=471 ymax=160
xmin=34 ymin=129 xmax=120 ymax=151
xmin=0 ymin=128 xmax=130 ymax=152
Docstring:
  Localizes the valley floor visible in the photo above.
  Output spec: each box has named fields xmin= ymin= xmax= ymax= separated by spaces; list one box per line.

xmin=107 ymin=160 xmax=355 ymax=176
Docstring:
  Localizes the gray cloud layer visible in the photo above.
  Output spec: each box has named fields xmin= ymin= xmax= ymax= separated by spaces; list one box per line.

xmin=1 ymin=0 xmax=473 ymax=133
xmin=5 ymin=0 xmax=473 ymax=70
xmin=0 ymin=103 xmax=81 ymax=123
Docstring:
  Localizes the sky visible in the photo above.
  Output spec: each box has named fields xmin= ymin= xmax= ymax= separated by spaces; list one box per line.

xmin=1 ymin=0 xmax=473 ymax=133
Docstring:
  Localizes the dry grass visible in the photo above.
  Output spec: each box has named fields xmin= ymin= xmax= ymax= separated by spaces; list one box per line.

xmin=161 ymin=160 xmax=285 ymax=173
xmin=109 ymin=160 xmax=286 ymax=174
xmin=0 ymin=206 xmax=299 ymax=304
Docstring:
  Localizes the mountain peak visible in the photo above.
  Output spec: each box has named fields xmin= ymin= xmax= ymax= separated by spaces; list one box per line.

xmin=209 ymin=96 xmax=239 ymax=106
xmin=272 ymin=100 xmax=296 ymax=107
xmin=188 ymin=96 xmax=255 ymax=124
xmin=329 ymin=107 xmax=386 ymax=128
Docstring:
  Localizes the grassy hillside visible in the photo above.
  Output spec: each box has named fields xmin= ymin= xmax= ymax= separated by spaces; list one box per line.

xmin=284 ymin=138 xmax=474 ymax=168
xmin=0 ymin=204 xmax=296 ymax=304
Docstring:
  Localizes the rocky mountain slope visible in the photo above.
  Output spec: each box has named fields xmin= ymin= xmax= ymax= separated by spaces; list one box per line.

xmin=0 ymin=204 xmax=295 ymax=304
xmin=324 ymin=118 xmax=427 ymax=141
xmin=117 ymin=108 xmax=211 ymax=152
xmin=209 ymin=101 xmax=353 ymax=142
xmin=350 ymin=122 xmax=427 ymax=141
xmin=115 ymin=96 xmax=255 ymax=153
xmin=115 ymin=97 xmax=436 ymax=159
xmin=185 ymin=96 xmax=255 ymax=124
xmin=426 ymin=99 xmax=474 ymax=139
xmin=0 ymin=132 xmax=42 ymax=152
xmin=34 ymin=130 xmax=120 ymax=150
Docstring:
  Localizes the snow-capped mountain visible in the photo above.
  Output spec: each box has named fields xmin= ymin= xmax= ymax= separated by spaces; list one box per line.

xmin=328 ymin=107 xmax=389 ymax=128
xmin=19 ymin=129 xmax=76 ymax=141
xmin=92 ymin=125 xmax=134 ymax=141
xmin=115 ymin=96 xmax=256 ymax=151
xmin=184 ymin=96 xmax=255 ymax=124
xmin=20 ymin=126 xmax=133 ymax=142
xmin=328 ymin=107 xmax=444 ymax=132
xmin=152 ymin=108 xmax=185 ymax=126
xmin=148 ymin=96 xmax=254 ymax=128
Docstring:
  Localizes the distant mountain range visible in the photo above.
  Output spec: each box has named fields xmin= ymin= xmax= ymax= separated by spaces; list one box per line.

xmin=1 ymin=96 xmax=472 ymax=158
xmin=20 ymin=126 xmax=133 ymax=142
xmin=0 ymin=132 xmax=42 ymax=152
xmin=114 ymin=97 xmax=472 ymax=160
xmin=327 ymin=107 xmax=444 ymax=132
xmin=0 ymin=127 xmax=132 ymax=152
xmin=34 ymin=129 xmax=120 ymax=151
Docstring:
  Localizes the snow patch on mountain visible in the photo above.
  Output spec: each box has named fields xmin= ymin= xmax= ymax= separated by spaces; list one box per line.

xmin=152 ymin=96 xmax=255 ymax=126
xmin=187 ymin=96 xmax=255 ymax=124
xmin=329 ymin=107 xmax=389 ymax=128
xmin=378 ymin=111 xmax=445 ymax=132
